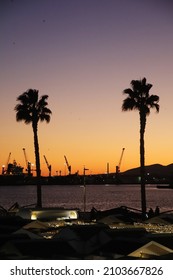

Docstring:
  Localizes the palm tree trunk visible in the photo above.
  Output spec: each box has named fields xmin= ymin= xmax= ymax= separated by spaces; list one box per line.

xmin=140 ymin=112 xmax=147 ymax=219
xmin=33 ymin=124 xmax=42 ymax=208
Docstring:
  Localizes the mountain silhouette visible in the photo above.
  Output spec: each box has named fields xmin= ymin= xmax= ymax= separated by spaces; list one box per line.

xmin=123 ymin=164 xmax=173 ymax=177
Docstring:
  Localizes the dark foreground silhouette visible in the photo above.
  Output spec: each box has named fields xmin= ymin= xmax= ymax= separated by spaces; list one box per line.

xmin=0 ymin=205 xmax=173 ymax=260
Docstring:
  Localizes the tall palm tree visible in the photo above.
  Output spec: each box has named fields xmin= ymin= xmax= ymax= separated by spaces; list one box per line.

xmin=122 ymin=78 xmax=159 ymax=218
xmin=14 ymin=89 xmax=52 ymax=208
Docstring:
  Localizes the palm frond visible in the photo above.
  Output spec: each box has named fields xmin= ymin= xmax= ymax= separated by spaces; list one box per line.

xmin=38 ymin=95 xmax=49 ymax=107
xmin=40 ymin=114 xmax=51 ymax=123
xmin=141 ymin=77 xmax=146 ymax=84
xmin=27 ymin=89 xmax=39 ymax=104
xmin=122 ymin=97 xmax=138 ymax=111
xmin=16 ymin=110 xmax=32 ymax=124
xmin=146 ymin=95 xmax=160 ymax=113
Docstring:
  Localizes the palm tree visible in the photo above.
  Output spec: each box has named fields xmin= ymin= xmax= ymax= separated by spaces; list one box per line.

xmin=14 ymin=89 xmax=52 ymax=208
xmin=122 ymin=78 xmax=159 ymax=218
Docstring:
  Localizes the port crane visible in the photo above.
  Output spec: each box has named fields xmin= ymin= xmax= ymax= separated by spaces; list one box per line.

xmin=6 ymin=152 xmax=11 ymax=173
xmin=43 ymin=155 xmax=52 ymax=177
xmin=64 ymin=155 xmax=71 ymax=175
xmin=6 ymin=152 xmax=11 ymax=167
xmin=2 ymin=152 xmax=11 ymax=174
xmin=116 ymin=148 xmax=125 ymax=174
xmin=23 ymin=148 xmax=31 ymax=175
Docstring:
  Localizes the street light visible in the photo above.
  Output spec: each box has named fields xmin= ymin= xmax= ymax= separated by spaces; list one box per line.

xmin=83 ymin=166 xmax=89 ymax=213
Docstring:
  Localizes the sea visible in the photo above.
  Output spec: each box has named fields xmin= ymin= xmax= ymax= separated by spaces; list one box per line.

xmin=0 ymin=184 xmax=173 ymax=213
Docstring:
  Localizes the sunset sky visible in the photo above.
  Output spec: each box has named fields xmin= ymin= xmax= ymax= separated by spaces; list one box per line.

xmin=0 ymin=0 xmax=173 ymax=176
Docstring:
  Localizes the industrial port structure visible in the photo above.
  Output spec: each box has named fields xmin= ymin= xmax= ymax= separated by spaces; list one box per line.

xmin=0 ymin=148 xmax=126 ymax=185
xmin=1 ymin=148 xmax=125 ymax=177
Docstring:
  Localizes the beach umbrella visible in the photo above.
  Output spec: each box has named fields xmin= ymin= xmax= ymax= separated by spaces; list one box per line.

xmin=98 ymin=215 xmax=124 ymax=225
xmin=128 ymin=241 xmax=173 ymax=258
xmin=12 ymin=228 xmax=43 ymax=239
xmin=145 ymin=217 xmax=171 ymax=225
xmin=23 ymin=220 xmax=50 ymax=230
xmin=53 ymin=224 xmax=110 ymax=255
xmin=0 ymin=241 xmax=29 ymax=259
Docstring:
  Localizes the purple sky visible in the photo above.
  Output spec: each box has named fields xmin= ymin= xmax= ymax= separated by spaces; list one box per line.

xmin=0 ymin=0 xmax=173 ymax=175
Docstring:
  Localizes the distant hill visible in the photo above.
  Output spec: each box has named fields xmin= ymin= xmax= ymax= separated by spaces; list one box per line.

xmin=123 ymin=164 xmax=173 ymax=177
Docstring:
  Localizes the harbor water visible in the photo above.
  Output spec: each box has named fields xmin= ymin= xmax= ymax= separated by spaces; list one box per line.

xmin=0 ymin=184 xmax=173 ymax=213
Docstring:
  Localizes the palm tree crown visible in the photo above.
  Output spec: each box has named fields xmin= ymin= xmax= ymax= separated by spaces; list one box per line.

xmin=122 ymin=78 xmax=159 ymax=116
xmin=15 ymin=89 xmax=52 ymax=126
